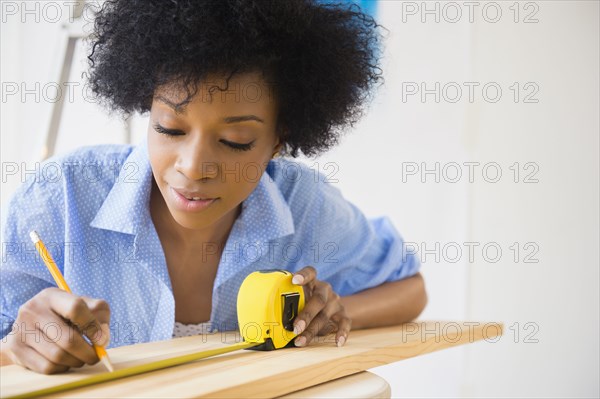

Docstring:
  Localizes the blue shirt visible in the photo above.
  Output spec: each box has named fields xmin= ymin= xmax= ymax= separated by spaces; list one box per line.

xmin=1 ymin=139 xmax=419 ymax=348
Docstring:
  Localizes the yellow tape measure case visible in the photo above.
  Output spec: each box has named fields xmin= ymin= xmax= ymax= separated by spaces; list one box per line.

xmin=237 ymin=270 xmax=305 ymax=350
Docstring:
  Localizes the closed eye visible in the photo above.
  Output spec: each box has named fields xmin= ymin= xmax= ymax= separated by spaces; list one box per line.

xmin=153 ymin=123 xmax=256 ymax=152
xmin=220 ymin=139 xmax=256 ymax=152
xmin=153 ymin=123 xmax=184 ymax=136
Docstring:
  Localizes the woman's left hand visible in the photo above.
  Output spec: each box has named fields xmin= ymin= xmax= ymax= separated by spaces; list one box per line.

xmin=291 ymin=266 xmax=351 ymax=347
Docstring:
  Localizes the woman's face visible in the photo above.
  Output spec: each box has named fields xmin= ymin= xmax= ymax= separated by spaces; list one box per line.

xmin=147 ymin=72 xmax=281 ymax=232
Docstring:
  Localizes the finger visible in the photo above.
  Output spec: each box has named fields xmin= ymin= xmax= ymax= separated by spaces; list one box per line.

xmin=44 ymin=291 xmax=104 ymax=363
xmin=47 ymin=291 xmax=108 ymax=347
xmin=11 ymin=342 xmax=70 ymax=375
xmin=80 ymin=296 xmax=111 ymax=325
xmin=292 ymin=266 xmax=317 ymax=286
xmin=18 ymin=290 xmax=100 ymax=365
xmin=80 ymin=296 xmax=111 ymax=346
xmin=295 ymin=294 xmax=341 ymax=346
xmin=293 ymin=281 xmax=333 ymax=336
xmin=333 ymin=313 xmax=352 ymax=347
xmin=35 ymin=320 xmax=100 ymax=367
xmin=295 ymin=311 xmax=331 ymax=347
xmin=317 ymin=319 xmax=338 ymax=336
xmin=30 ymin=324 xmax=86 ymax=368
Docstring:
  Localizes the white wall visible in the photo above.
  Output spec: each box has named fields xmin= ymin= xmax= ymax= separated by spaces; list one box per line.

xmin=462 ymin=1 xmax=599 ymax=397
xmin=0 ymin=2 xmax=130 ymax=209
xmin=302 ymin=2 xmax=473 ymax=396
xmin=1 ymin=1 xmax=598 ymax=397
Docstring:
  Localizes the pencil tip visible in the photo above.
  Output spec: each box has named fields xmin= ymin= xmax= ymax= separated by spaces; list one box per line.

xmin=101 ymin=356 xmax=115 ymax=372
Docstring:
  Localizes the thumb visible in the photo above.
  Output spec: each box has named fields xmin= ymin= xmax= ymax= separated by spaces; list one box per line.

xmin=97 ymin=323 xmax=110 ymax=347
xmin=83 ymin=321 xmax=110 ymax=347
xmin=79 ymin=296 xmax=111 ymax=346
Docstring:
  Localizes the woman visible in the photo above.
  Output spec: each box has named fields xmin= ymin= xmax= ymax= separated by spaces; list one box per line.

xmin=0 ymin=0 xmax=427 ymax=374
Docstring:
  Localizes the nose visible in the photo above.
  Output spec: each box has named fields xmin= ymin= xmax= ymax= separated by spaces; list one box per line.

xmin=174 ymin=134 xmax=219 ymax=181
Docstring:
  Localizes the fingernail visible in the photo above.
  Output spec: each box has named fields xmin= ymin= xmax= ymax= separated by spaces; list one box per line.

xmin=295 ymin=336 xmax=306 ymax=347
xmin=337 ymin=336 xmax=346 ymax=347
xmin=292 ymin=274 xmax=304 ymax=285
xmin=97 ymin=323 xmax=110 ymax=347
xmin=294 ymin=320 xmax=305 ymax=335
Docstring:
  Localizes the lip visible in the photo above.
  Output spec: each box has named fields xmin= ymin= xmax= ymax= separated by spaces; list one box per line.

xmin=170 ymin=186 xmax=218 ymax=213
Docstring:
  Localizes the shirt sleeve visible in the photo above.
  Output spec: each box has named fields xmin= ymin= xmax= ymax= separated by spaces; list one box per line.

xmin=309 ymin=172 xmax=420 ymax=297
xmin=1 ymin=175 xmax=65 ymax=340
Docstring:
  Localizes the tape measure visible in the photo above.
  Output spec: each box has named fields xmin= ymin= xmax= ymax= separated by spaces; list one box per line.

xmin=8 ymin=269 xmax=305 ymax=399
xmin=237 ymin=269 xmax=305 ymax=350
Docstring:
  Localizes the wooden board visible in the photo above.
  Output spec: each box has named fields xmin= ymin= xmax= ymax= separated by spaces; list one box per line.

xmin=277 ymin=371 xmax=391 ymax=398
xmin=0 ymin=321 xmax=503 ymax=398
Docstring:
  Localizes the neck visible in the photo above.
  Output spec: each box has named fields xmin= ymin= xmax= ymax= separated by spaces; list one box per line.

xmin=150 ymin=179 xmax=240 ymax=253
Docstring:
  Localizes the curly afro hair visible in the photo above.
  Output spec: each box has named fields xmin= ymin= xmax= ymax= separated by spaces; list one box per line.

xmin=86 ymin=0 xmax=384 ymax=158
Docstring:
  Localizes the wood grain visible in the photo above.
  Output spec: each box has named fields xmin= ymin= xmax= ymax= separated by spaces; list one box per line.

xmin=276 ymin=371 xmax=391 ymax=398
xmin=0 ymin=321 xmax=503 ymax=398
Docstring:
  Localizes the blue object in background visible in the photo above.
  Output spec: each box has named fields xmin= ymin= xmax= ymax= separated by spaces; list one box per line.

xmin=319 ymin=0 xmax=379 ymax=18
xmin=354 ymin=0 xmax=378 ymax=17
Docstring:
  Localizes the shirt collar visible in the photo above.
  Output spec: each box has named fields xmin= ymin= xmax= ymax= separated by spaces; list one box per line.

xmin=230 ymin=161 xmax=296 ymax=244
xmin=90 ymin=140 xmax=295 ymax=244
xmin=211 ymin=161 xmax=296 ymax=288
xmin=89 ymin=139 xmax=153 ymax=235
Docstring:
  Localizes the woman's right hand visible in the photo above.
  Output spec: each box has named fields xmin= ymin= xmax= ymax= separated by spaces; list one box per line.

xmin=3 ymin=287 xmax=111 ymax=374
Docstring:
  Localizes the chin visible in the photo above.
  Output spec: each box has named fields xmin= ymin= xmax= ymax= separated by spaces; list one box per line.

xmin=171 ymin=212 xmax=216 ymax=230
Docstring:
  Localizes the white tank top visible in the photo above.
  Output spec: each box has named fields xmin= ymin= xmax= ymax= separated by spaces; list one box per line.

xmin=172 ymin=321 xmax=215 ymax=338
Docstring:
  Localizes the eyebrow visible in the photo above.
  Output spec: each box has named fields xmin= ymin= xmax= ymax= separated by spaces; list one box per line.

xmin=156 ymin=95 xmax=188 ymax=115
xmin=222 ymin=115 xmax=264 ymax=124
xmin=155 ymin=95 xmax=264 ymax=124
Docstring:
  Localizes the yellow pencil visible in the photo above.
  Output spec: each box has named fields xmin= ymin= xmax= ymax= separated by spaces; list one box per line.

xmin=29 ymin=230 xmax=114 ymax=373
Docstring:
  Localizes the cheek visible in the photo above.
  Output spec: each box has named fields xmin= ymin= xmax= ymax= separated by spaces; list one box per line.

xmin=147 ymin=139 xmax=171 ymax=179
xmin=238 ymin=162 xmax=266 ymax=186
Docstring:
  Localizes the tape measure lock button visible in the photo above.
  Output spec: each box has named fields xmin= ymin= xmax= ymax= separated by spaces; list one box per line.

xmin=281 ymin=292 xmax=300 ymax=331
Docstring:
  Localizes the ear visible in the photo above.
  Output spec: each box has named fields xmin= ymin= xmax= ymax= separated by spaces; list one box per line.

xmin=272 ymin=134 xmax=284 ymax=154
xmin=272 ymin=122 xmax=289 ymax=156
